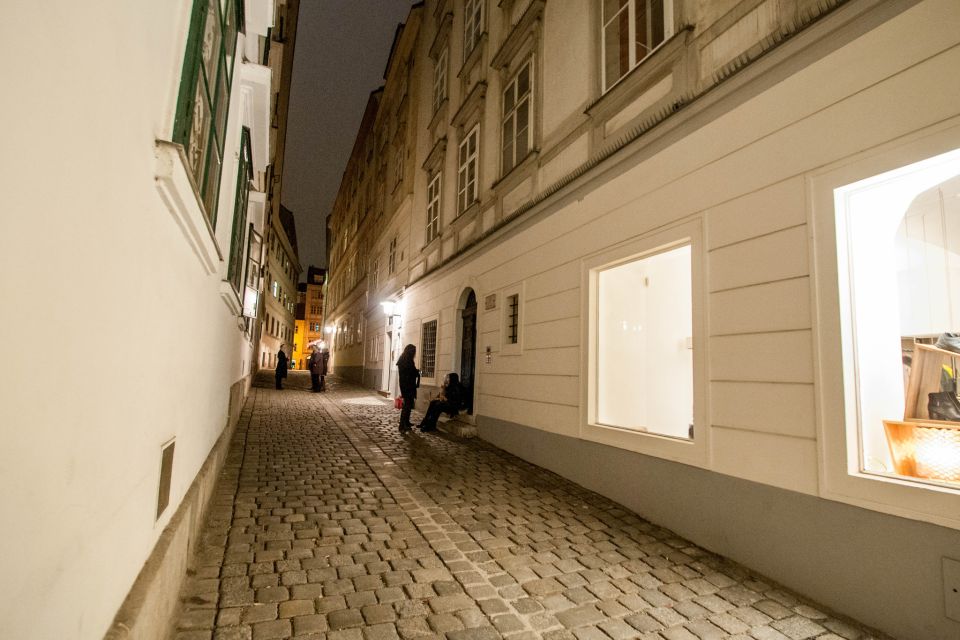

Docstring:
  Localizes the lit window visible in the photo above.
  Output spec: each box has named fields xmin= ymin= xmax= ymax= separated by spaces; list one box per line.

xmin=464 ymin=0 xmax=484 ymax=58
xmin=433 ymin=48 xmax=448 ymax=113
xmin=834 ymin=148 xmax=960 ymax=487
xmin=501 ymin=61 xmax=532 ymax=175
xmin=173 ymin=0 xmax=241 ymax=223
xmin=602 ymin=0 xmax=672 ymax=92
xmin=458 ymin=126 xmax=479 ymax=213
xmin=595 ymin=243 xmax=692 ymax=439
xmin=421 ymin=320 xmax=438 ymax=378
xmin=426 ymin=173 xmax=442 ymax=243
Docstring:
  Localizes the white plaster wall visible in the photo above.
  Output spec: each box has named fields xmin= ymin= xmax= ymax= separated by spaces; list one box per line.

xmin=0 ymin=3 xmax=258 ymax=638
xmin=402 ymin=0 xmax=960 ymax=502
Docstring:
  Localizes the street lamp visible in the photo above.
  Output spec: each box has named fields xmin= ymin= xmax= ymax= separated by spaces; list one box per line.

xmin=380 ymin=300 xmax=395 ymax=316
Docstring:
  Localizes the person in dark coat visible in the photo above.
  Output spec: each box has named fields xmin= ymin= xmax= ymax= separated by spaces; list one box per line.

xmin=417 ymin=373 xmax=465 ymax=432
xmin=309 ymin=344 xmax=329 ymax=392
xmin=275 ymin=347 xmax=288 ymax=390
xmin=396 ymin=344 xmax=420 ymax=433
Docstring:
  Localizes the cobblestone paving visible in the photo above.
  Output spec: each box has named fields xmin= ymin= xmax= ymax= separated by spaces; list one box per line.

xmin=173 ymin=372 xmax=890 ymax=640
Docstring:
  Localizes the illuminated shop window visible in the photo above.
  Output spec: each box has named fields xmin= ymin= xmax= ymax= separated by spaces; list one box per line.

xmin=595 ymin=243 xmax=692 ymax=439
xmin=835 ymin=147 xmax=960 ymax=487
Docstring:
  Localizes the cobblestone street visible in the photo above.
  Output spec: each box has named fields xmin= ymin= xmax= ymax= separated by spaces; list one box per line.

xmin=172 ymin=372 xmax=888 ymax=640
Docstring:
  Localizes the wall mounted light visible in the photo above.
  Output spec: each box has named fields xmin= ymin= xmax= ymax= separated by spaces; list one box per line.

xmin=380 ymin=300 xmax=396 ymax=316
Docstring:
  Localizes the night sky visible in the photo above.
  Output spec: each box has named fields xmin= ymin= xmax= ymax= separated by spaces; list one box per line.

xmin=283 ymin=0 xmax=414 ymax=276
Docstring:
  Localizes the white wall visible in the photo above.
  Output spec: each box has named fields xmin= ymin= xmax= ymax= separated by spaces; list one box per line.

xmin=0 ymin=3 xmax=260 ymax=638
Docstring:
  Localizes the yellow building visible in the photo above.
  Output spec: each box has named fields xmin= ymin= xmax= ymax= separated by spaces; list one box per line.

xmin=292 ymin=318 xmax=307 ymax=370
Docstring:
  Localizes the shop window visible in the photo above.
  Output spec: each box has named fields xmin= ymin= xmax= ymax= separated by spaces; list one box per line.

xmin=421 ymin=320 xmax=438 ymax=378
xmin=602 ymin=0 xmax=673 ymax=92
xmin=173 ymin=0 xmax=241 ymax=224
xmin=834 ymin=147 xmax=960 ymax=487
xmin=594 ymin=243 xmax=692 ymax=439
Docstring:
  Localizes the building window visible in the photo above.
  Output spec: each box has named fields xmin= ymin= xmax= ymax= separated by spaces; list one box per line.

xmin=394 ymin=147 xmax=404 ymax=189
xmin=173 ymin=0 xmax=241 ymax=224
xmin=602 ymin=0 xmax=672 ymax=92
xmin=506 ymin=294 xmax=519 ymax=344
xmin=272 ymin=281 xmax=279 ymax=297
xmin=594 ymin=243 xmax=692 ymax=440
xmin=433 ymin=48 xmax=448 ymax=114
xmin=833 ymin=147 xmax=960 ymax=488
xmin=388 ymin=237 xmax=397 ymax=274
xmin=501 ymin=61 xmax=532 ymax=175
xmin=421 ymin=320 xmax=438 ymax=379
xmin=426 ymin=173 xmax=442 ymax=243
xmin=464 ymin=0 xmax=484 ymax=58
xmin=370 ymin=256 xmax=379 ymax=292
xmin=227 ymin=128 xmax=252 ymax=293
xmin=458 ymin=125 xmax=480 ymax=213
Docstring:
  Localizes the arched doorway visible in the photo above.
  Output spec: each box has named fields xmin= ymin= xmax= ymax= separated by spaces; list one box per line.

xmin=458 ymin=290 xmax=478 ymax=414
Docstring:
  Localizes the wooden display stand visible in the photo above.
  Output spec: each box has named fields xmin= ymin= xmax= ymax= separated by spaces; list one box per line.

xmin=884 ymin=342 xmax=960 ymax=482
xmin=903 ymin=343 xmax=960 ymax=422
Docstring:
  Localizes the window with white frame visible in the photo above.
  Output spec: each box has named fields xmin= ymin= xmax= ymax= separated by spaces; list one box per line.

xmin=464 ymin=0 xmax=484 ymax=58
xmin=388 ymin=237 xmax=397 ymax=274
xmin=833 ymin=147 xmax=960 ymax=488
xmin=426 ymin=172 xmax=442 ymax=243
xmin=602 ymin=0 xmax=673 ymax=92
xmin=421 ymin=320 xmax=438 ymax=379
xmin=502 ymin=61 xmax=532 ymax=175
xmin=593 ymin=242 xmax=693 ymax=440
xmin=458 ymin=125 xmax=479 ymax=213
xmin=433 ymin=48 xmax=448 ymax=113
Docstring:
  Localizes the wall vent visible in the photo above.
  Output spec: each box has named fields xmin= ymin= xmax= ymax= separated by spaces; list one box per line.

xmin=156 ymin=439 xmax=175 ymax=520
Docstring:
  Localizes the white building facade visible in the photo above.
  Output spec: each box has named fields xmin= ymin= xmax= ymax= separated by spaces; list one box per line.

xmin=326 ymin=1 xmax=960 ymax=638
xmin=0 ymin=1 xmax=281 ymax=638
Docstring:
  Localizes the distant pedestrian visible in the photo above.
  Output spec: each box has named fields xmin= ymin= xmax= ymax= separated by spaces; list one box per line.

xmin=275 ymin=347 xmax=288 ymax=390
xmin=309 ymin=343 xmax=329 ymax=392
xmin=417 ymin=372 xmax=465 ymax=432
xmin=396 ymin=344 xmax=420 ymax=434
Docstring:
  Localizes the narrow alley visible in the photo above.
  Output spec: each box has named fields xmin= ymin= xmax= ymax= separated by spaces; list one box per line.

xmin=172 ymin=372 xmax=884 ymax=640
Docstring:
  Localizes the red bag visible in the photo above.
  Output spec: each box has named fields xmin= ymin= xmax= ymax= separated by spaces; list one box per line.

xmin=394 ymin=397 xmax=403 ymax=410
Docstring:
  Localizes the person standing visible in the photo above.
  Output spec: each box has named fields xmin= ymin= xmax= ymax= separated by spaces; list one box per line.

xmin=308 ymin=344 xmax=324 ymax=392
xmin=275 ymin=347 xmax=288 ymax=390
xmin=318 ymin=344 xmax=330 ymax=391
xmin=396 ymin=344 xmax=420 ymax=433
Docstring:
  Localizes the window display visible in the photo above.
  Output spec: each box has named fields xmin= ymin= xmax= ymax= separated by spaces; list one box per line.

xmin=835 ymin=148 xmax=960 ymax=486
xmin=595 ymin=243 xmax=692 ymax=439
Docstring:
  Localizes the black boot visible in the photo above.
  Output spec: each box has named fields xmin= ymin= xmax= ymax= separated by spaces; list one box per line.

xmin=928 ymin=391 xmax=960 ymax=421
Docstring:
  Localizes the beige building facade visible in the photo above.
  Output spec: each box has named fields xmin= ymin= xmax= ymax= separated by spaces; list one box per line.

xmin=325 ymin=1 xmax=960 ymax=638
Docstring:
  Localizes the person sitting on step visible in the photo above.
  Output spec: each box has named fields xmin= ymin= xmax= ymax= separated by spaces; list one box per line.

xmin=417 ymin=373 xmax=465 ymax=432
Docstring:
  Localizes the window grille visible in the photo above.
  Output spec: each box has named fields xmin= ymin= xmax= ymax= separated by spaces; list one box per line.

xmin=507 ymin=294 xmax=519 ymax=344
xmin=421 ymin=320 xmax=438 ymax=378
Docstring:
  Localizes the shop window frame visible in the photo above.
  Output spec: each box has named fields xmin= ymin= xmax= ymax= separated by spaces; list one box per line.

xmin=580 ymin=219 xmax=707 ymax=466
xmin=809 ymin=120 xmax=960 ymax=530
